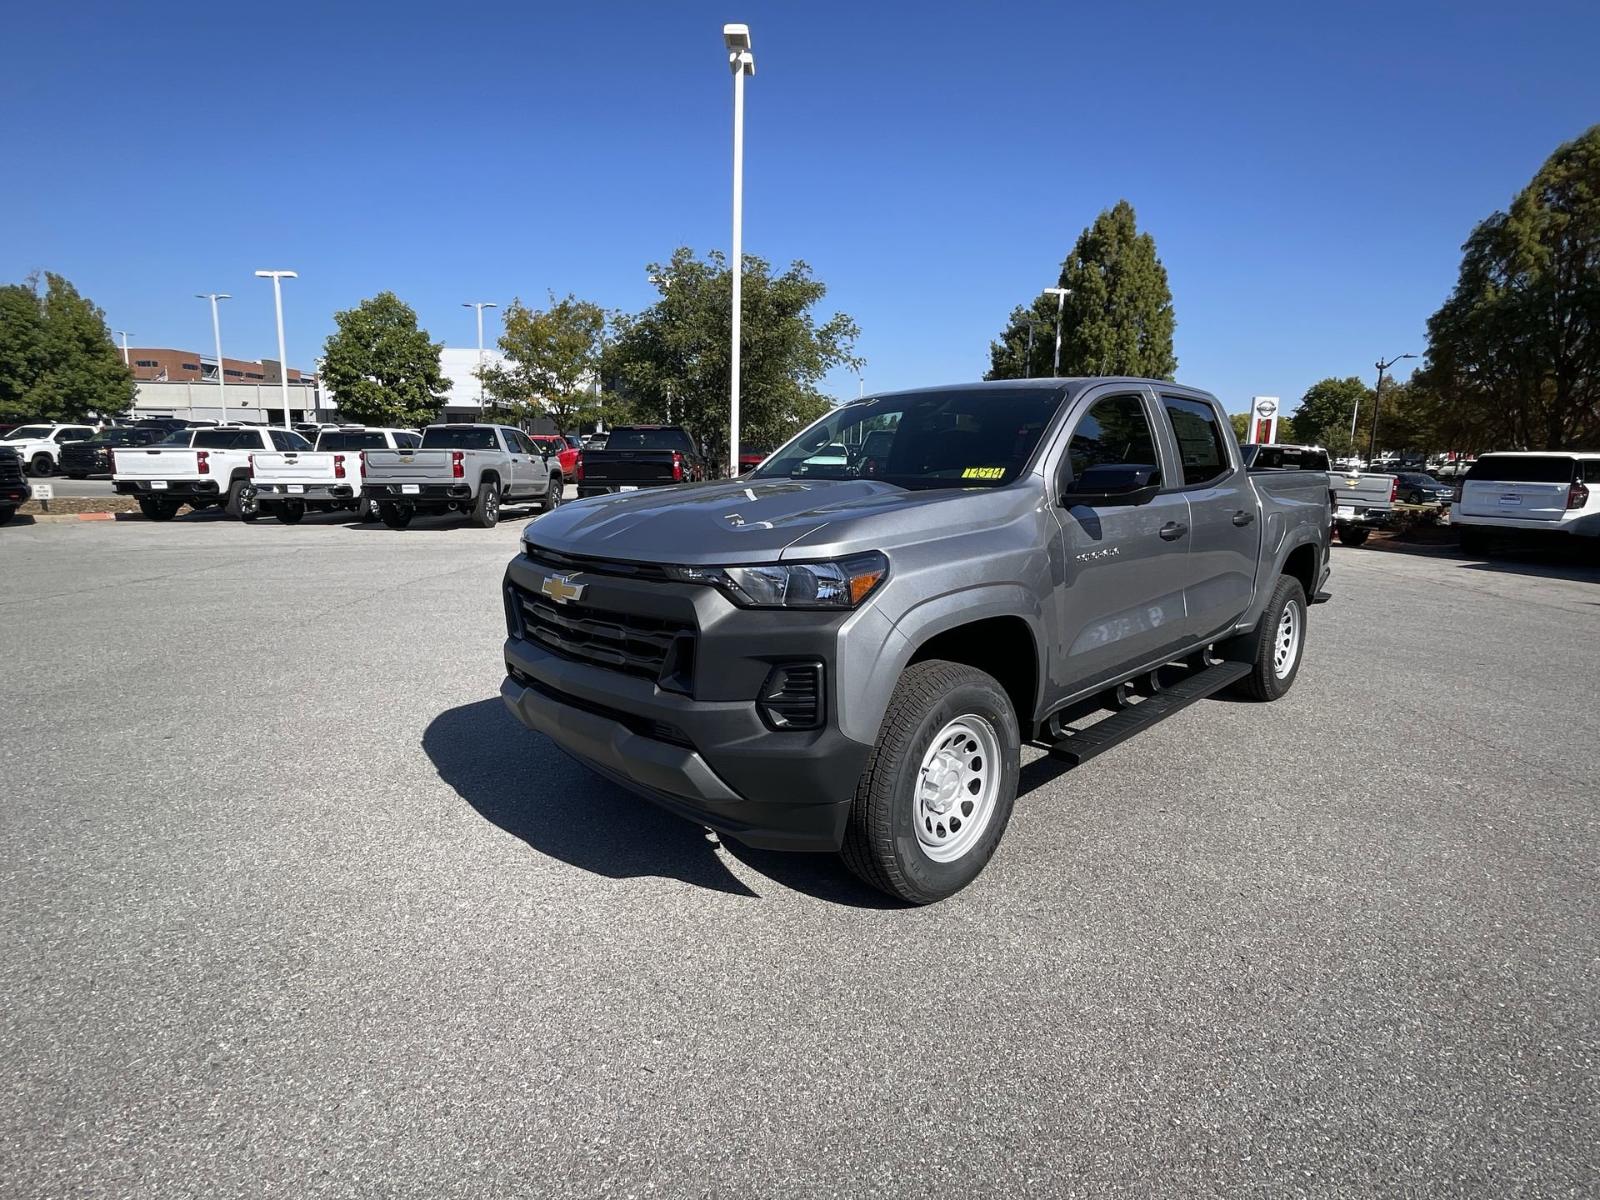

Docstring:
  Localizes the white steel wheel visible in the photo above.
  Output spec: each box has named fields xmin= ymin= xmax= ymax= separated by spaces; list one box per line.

xmin=1273 ymin=598 xmax=1302 ymax=679
xmin=914 ymin=715 xmax=1001 ymax=863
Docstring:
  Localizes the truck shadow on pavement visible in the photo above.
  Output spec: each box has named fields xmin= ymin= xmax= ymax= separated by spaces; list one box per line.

xmin=423 ymin=699 xmax=901 ymax=908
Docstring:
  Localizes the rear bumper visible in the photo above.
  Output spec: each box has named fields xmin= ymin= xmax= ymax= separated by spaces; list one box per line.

xmin=576 ymin=482 xmax=674 ymax=497
xmin=1 ymin=484 xmax=29 ymax=505
xmin=1333 ymin=507 xmax=1393 ymax=527
xmin=114 ymin=479 xmax=222 ymax=498
xmin=363 ymin=482 xmax=473 ymax=505
xmin=256 ymin=483 xmax=354 ymax=502
xmin=1453 ymin=512 xmax=1600 ymax=537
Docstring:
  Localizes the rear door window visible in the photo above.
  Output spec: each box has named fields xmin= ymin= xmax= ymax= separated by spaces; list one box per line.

xmin=1161 ymin=396 xmax=1234 ymax=486
xmin=1464 ymin=456 xmax=1576 ymax=484
xmin=1065 ymin=394 xmax=1161 ymax=482
xmin=270 ymin=430 xmax=311 ymax=451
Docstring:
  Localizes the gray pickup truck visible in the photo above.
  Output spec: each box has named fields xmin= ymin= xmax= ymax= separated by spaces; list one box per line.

xmin=362 ymin=423 xmax=564 ymax=529
xmin=500 ymin=379 xmax=1331 ymax=903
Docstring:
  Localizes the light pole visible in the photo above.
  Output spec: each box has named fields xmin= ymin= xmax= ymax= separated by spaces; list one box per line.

xmin=115 ymin=331 xmax=132 ymax=365
xmin=255 ymin=270 xmax=298 ymax=427
xmin=1019 ymin=319 xmax=1046 ymax=378
xmin=1043 ymin=287 xmax=1071 ymax=376
xmin=462 ymin=301 xmax=498 ymax=418
xmin=724 ymin=22 xmax=754 ymax=477
xmin=1367 ymin=352 xmax=1416 ymax=465
xmin=195 ymin=294 xmax=231 ymax=423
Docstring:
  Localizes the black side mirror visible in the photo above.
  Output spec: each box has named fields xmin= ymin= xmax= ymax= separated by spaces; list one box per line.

xmin=1060 ymin=462 xmax=1161 ymax=507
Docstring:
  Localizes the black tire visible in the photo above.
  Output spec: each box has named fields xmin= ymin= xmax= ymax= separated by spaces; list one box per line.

xmin=225 ymin=478 xmax=260 ymax=522
xmin=472 ymin=479 xmax=501 ymax=528
xmin=1226 ymin=575 xmax=1307 ymax=702
xmin=541 ymin=473 xmax=564 ymax=513
xmin=137 ymin=496 xmax=179 ymax=522
xmin=66 ymin=473 xmax=88 ymax=480
xmin=350 ymin=496 xmax=379 ymax=523
xmin=840 ymin=660 xmax=1021 ymax=905
xmin=276 ymin=500 xmax=306 ymax=525
xmin=379 ymin=501 xmax=413 ymax=530
xmin=30 ymin=453 xmax=53 ymax=477
xmin=0 ymin=507 xmax=15 ymax=526
xmin=1336 ymin=525 xmax=1370 ymax=547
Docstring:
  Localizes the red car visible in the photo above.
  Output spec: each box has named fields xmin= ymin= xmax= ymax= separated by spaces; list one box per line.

xmin=737 ymin=443 xmax=770 ymax=474
xmin=529 ymin=434 xmax=580 ymax=477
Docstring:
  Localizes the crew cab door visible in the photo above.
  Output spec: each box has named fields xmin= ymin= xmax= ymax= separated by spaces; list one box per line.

xmin=1154 ymin=392 xmax=1259 ymax=641
xmin=505 ymin=429 xmax=547 ymax=497
xmin=1045 ymin=386 xmax=1194 ymax=692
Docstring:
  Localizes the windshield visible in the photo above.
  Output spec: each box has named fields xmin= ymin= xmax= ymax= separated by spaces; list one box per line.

xmin=3 ymin=425 xmax=51 ymax=441
xmin=421 ymin=426 xmax=499 ymax=451
xmin=751 ymin=386 xmax=1070 ymax=489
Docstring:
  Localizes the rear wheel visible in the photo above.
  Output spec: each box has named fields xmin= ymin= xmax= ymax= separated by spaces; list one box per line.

xmin=472 ymin=480 xmax=501 ymax=528
xmin=841 ymin=660 xmax=1021 ymax=905
xmin=225 ymin=478 xmax=260 ymax=522
xmin=1336 ymin=525 xmax=1370 ymax=546
xmin=542 ymin=474 xmax=564 ymax=513
xmin=1227 ymin=575 xmax=1306 ymax=702
xmin=350 ymin=496 xmax=379 ymax=522
xmin=137 ymin=496 xmax=179 ymax=521
xmin=379 ymin=501 xmax=413 ymax=529
xmin=276 ymin=500 xmax=306 ymax=525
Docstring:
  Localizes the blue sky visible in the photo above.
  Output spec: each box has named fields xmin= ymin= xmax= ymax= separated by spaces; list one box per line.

xmin=5 ymin=0 xmax=1597 ymax=417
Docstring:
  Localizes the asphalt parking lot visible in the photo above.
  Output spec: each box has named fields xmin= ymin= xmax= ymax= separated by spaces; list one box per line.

xmin=2 ymin=517 xmax=1596 ymax=1197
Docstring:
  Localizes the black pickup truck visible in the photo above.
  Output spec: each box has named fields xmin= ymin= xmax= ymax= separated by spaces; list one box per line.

xmin=575 ymin=425 xmax=711 ymax=498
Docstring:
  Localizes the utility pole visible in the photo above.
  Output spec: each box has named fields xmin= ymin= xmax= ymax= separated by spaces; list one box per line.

xmin=195 ymin=294 xmax=231 ymax=424
xmin=115 ymin=331 xmax=131 ymax=365
xmin=1043 ymin=287 xmax=1071 ymax=376
xmin=255 ymin=270 xmax=298 ymax=427
xmin=462 ymin=301 xmax=499 ymax=418
xmin=1368 ymin=352 xmax=1416 ymax=465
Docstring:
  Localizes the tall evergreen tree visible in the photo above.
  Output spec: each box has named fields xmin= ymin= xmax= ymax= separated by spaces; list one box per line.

xmin=987 ymin=200 xmax=1177 ymax=381
xmin=0 ymin=273 xmax=134 ymax=421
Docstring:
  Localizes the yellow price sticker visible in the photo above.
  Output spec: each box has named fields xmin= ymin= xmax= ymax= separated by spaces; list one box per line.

xmin=961 ymin=466 xmax=1005 ymax=480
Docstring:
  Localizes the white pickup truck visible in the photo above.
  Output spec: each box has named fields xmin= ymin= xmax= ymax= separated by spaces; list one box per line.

xmin=251 ymin=426 xmax=422 ymax=524
xmin=361 ymin=423 xmax=562 ymax=529
xmin=113 ymin=425 xmax=313 ymax=521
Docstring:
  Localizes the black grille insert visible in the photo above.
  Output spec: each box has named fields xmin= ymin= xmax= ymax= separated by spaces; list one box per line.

xmin=759 ymin=662 xmax=825 ymax=730
xmin=524 ymin=545 xmax=672 ymax=582
xmin=509 ymin=580 xmax=694 ymax=685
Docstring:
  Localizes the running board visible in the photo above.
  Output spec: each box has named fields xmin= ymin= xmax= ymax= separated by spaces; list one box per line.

xmin=1045 ymin=661 xmax=1252 ymax=766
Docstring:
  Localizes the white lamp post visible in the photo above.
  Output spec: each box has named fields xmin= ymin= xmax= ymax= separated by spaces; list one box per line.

xmin=1043 ymin=287 xmax=1072 ymax=376
xmin=254 ymin=270 xmax=297 ymax=427
xmin=195 ymin=294 xmax=231 ymax=423
xmin=115 ymin=331 xmax=132 ymax=365
xmin=724 ymin=22 xmax=754 ymax=477
xmin=462 ymin=301 xmax=498 ymax=418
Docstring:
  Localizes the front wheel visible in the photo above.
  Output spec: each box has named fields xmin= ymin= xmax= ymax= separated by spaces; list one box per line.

xmin=472 ymin=480 xmax=501 ymax=528
xmin=1336 ymin=525 xmax=1370 ymax=547
xmin=1227 ymin=575 xmax=1307 ymax=702
xmin=30 ymin=454 xmax=53 ymax=477
xmin=541 ymin=474 xmax=564 ymax=512
xmin=379 ymin=501 xmax=413 ymax=529
xmin=840 ymin=660 xmax=1021 ymax=905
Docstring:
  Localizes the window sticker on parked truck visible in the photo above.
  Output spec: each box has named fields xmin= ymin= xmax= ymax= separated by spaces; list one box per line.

xmin=961 ymin=466 xmax=1005 ymax=480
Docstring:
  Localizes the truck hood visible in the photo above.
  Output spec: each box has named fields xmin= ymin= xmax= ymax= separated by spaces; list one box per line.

xmin=525 ymin=478 xmax=1017 ymax=565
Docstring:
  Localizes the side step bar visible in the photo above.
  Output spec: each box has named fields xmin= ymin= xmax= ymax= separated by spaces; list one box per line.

xmin=1045 ymin=661 xmax=1252 ymax=766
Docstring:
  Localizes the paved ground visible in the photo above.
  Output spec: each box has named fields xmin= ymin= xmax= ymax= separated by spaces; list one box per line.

xmin=1 ymin=518 xmax=1596 ymax=1197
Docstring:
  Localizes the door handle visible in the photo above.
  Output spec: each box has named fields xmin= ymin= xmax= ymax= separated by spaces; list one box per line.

xmin=1159 ymin=521 xmax=1188 ymax=541
xmin=1232 ymin=510 xmax=1255 ymax=526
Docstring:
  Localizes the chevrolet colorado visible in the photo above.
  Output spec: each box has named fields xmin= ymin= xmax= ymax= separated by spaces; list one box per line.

xmin=501 ymin=379 xmax=1332 ymax=903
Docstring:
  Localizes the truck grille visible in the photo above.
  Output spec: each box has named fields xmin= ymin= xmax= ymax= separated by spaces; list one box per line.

xmin=524 ymin=544 xmax=671 ymax=582
xmin=508 ymin=580 xmax=694 ymax=685
xmin=0 ymin=451 xmax=23 ymax=486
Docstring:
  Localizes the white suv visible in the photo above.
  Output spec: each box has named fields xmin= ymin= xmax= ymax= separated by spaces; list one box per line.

xmin=1454 ymin=452 xmax=1600 ymax=553
xmin=1 ymin=423 xmax=99 ymax=476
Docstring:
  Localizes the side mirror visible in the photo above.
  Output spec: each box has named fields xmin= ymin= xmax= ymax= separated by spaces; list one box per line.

xmin=1060 ymin=462 xmax=1161 ymax=507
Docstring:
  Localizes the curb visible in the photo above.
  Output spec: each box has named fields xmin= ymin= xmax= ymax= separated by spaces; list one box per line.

xmin=16 ymin=511 xmax=138 ymax=524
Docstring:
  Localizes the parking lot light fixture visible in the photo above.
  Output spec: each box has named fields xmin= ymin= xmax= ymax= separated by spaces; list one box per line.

xmin=724 ymin=22 xmax=754 ymax=478
xmin=115 ymin=331 xmax=132 ymax=366
xmin=1043 ymin=287 xmax=1071 ymax=376
xmin=1368 ymin=352 xmax=1417 ymax=464
xmin=462 ymin=302 xmax=499 ymax=417
xmin=194 ymin=294 xmax=231 ymax=423
xmin=254 ymin=271 xmax=298 ymax=427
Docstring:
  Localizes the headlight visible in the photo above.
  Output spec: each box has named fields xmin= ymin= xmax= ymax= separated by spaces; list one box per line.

xmin=668 ymin=551 xmax=888 ymax=609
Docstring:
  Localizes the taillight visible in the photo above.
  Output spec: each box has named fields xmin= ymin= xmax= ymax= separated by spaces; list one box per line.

xmin=1569 ymin=482 xmax=1589 ymax=510
xmin=107 ymin=447 xmax=117 ymax=474
xmin=1388 ymin=477 xmax=1397 ymax=503
xmin=359 ymin=451 xmax=366 ymax=479
xmin=198 ymin=450 xmax=210 ymax=475
xmin=333 ymin=453 xmax=346 ymax=479
xmin=451 ymin=450 xmax=464 ymax=479
xmin=575 ymin=453 xmax=584 ymax=483
xmin=671 ymin=450 xmax=683 ymax=482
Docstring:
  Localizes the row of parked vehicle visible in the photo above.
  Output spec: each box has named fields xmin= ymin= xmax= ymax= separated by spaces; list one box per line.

xmin=1246 ymin=441 xmax=1600 ymax=551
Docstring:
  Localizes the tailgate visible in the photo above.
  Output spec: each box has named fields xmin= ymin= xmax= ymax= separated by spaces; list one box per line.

xmin=1331 ymin=474 xmax=1392 ymax=510
xmin=363 ymin=449 xmax=454 ymax=483
xmin=1459 ymin=480 xmax=1570 ymax=521
xmin=252 ymin=452 xmax=338 ymax=484
xmin=116 ymin=449 xmax=199 ymax=478
xmin=580 ymin=450 xmax=677 ymax=483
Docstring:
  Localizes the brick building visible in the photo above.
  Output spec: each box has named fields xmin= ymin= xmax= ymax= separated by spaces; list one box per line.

xmin=122 ymin=348 xmax=314 ymax=386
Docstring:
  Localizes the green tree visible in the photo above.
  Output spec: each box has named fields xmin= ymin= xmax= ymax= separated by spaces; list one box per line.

xmin=0 ymin=272 xmax=134 ymax=422
xmin=1292 ymin=377 xmax=1369 ymax=453
xmin=987 ymin=200 xmax=1177 ymax=381
xmin=481 ymin=293 xmax=608 ymax=434
xmin=605 ymin=247 xmax=862 ymax=465
xmin=321 ymin=292 xmax=449 ymax=427
xmin=1416 ymin=124 xmax=1600 ymax=450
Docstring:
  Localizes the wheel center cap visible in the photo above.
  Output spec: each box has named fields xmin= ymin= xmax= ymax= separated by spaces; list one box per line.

xmin=923 ymin=751 xmax=965 ymax=814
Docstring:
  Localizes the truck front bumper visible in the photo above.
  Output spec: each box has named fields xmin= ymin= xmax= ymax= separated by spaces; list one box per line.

xmin=499 ymin=575 xmax=874 ymax=852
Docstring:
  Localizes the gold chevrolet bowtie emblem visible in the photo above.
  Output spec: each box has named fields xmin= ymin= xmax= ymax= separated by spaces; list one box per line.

xmin=541 ymin=573 xmax=585 ymax=604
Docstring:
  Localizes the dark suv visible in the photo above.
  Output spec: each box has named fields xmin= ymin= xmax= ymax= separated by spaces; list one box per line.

xmin=60 ymin=426 xmax=166 ymax=478
xmin=0 ymin=447 xmax=30 ymax=524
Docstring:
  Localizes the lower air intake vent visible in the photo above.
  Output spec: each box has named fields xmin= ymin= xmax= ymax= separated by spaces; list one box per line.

xmin=758 ymin=662 xmax=824 ymax=731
